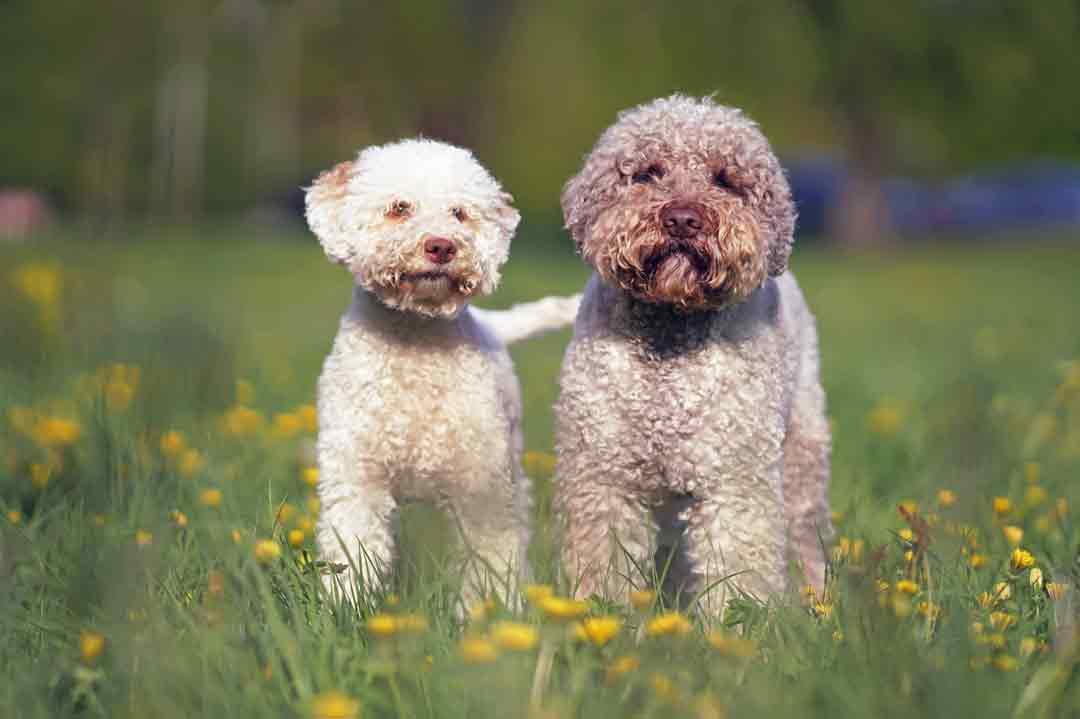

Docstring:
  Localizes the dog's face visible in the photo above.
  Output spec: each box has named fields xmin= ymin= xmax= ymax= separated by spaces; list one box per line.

xmin=562 ymin=95 xmax=796 ymax=311
xmin=305 ymin=139 xmax=520 ymax=318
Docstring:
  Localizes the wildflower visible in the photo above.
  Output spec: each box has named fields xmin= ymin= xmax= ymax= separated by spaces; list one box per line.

xmin=992 ymin=655 xmax=1018 ymax=672
xmin=1002 ymin=526 xmax=1024 ymax=546
xmin=1025 ymin=485 xmax=1048 ymax=507
xmin=629 ymin=589 xmax=656 ymax=610
xmin=539 ymin=596 xmax=588 ymax=622
xmin=296 ymin=516 xmax=315 ymax=533
xmin=276 ymin=503 xmax=297 ymax=524
xmin=223 ymin=405 xmax=263 ymax=437
xmin=310 ymin=691 xmax=360 ymax=719
xmin=891 ymin=595 xmax=912 ymax=618
xmin=1029 ymin=568 xmax=1044 ymax=592
xmin=989 ymin=611 xmax=1016 ymax=631
xmin=460 ymin=637 xmax=498 ymax=664
xmin=297 ymin=404 xmax=317 ymax=433
xmin=170 ymin=510 xmax=188 ymax=528
xmin=1019 ymin=637 xmax=1039 ymax=657
xmin=646 ymin=612 xmax=692 ymax=637
xmin=272 ymin=412 xmax=302 ymax=439
xmin=970 ymin=553 xmax=987 ymax=570
xmin=524 ymin=585 xmax=553 ymax=606
xmin=895 ymin=579 xmax=919 ymax=595
xmin=605 ymin=655 xmax=640 ymax=684
xmin=302 ymin=467 xmax=319 ymax=487
xmin=832 ymin=630 xmax=844 ymax=643
xmin=33 ymin=418 xmax=81 ymax=448
xmin=135 ymin=529 xmax=153 ymax=546
xmin=491 ymin=621 xmax=539 ymax=651
xmin=366 ymin=613 xmax=398 ymax=638
xmin=903 ymin=549 xmax=915 ymax=563
xmin=898 ymin=528 xmax=913 ymax=542
xmin=1034 ymin=515 xmax=1053 ymax=534
xmin=992 ymin=497 xmax=1013 ymax=517
xmin=937 ymin=489 xmax=957 ymax=507
xmin=867 ymin=403 xmax=903 ymax=437
xmin=650 ymin=673 xmax=679 ymax=702
xmin=178 ymin=449 xmax=205 ymax=478
xmin=579 ymin=616 xmax=621 ymax=647
xmin=199 ymin=488 xmax=223 ymax=508
xmin=813 ymin=602 xmax=834 ymax=619
xmin=708 ymin=631 xmax=757 ymax=658
xmin=288 ymin=529 xmax=305 ymax=547
xmin=1046 ymin=583 xmax=1068 ymax=601
xmin=13 ymin=264 xmax=60 ymax=307
xmin=898 ymin=500 xmax=918 ymax=516
xmin=160 ymin=431 xmax=186 ymax=457
xmin=1009 ymin=548 xmax=1035 ymax=572
xmin=231 ymin=529 xmax=243 ymax=543
xmin=307 ymin=496 xmax=321 ymax=514
xmin=29 ymin=463 xmax=51 ymax=490
xmin=384 ymin=593 xmax=400 ymax=607
xmin=522 ymin=450 xmax=556 ymax=476
xmin=994 ymin=582 xmax=1012 ymax=601
xmin=918 ymin=601 xmax=941 ymax=620
xmin=6 ymin=509 xmax=22 ymax=524
xmin=469 ymin=598 xmax=496 ymax=623
xmin=254 ymin=539 xmax=281 ymax=564
xmin=80 ymin=630 xmax=105 ymax=664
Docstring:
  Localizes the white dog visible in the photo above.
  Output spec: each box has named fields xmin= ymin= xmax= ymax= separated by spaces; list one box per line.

xmin=305 ymin=138 xmax=578 ymax=605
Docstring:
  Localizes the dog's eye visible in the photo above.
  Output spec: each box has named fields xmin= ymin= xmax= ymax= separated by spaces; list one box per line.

xmin=713 ymin=171 xmax=735 ymax=191
xmin=388 ymin=200 xmax=412 ymax=218
xmin=451 ymin=207 xmax=469 ymax=222
xmin=631 ymin=165 xmax=663 ymax=184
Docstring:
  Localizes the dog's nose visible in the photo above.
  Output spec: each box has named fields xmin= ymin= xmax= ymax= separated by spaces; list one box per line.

xmin=423 ymin=236 xmax=457 ymax=265
xmin=660 ymin=204 xmax=704 ymax=238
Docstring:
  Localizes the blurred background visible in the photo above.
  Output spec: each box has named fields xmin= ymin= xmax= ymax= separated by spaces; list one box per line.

xmin=3 ymin=0 xmax=1080 ymax=242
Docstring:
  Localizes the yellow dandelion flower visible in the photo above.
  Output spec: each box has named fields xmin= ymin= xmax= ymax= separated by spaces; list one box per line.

xmin=579 ymin=616 xmax=621 ymax=647
xmin=989 ymin=611 xmax=1015 ymax=631
xmin=469 ymin=598 xmax=495 ymax=623
xmin=851 ymin=539 xmax=865 ymax=562
xmin=29 ymin=462 xmax=51 ymax=490
xmin=302 ymin=467 xmax=319 ymax=487
xmin=490 ymin=621 xmax=539 ymax=651
xmin=832 ymin=630 xmax=844 ymax=643
xmin=646 ymin=611 xmax=692 ymax=637
xmin=135 ymin=529 xmax=153 ymax=546
xmin=650 ymin=673 xmax=678 ymax=702
xmin=813 ymin=602 xmax=834 ymax=619
xmin=33 ymin=418 xmax=82 ymax=448
xmin=1002 ymin=526 xmax=1024 ymax=546
xmin=802 ymin=583 xmax=818 ymax=604
xmin=160 ymin=430 xmax=186 ymax=457
xmin=235 ymin=379 xmax=256 ymax=406
xmin=6 ymin=509 xmax=22 ymax=524
xmin=523 ymin=584 xmax=553 ymax=604
xmin=994 ymin=581 xmax=1012 ymax=601
xmin=175 ymin=449 xmax=204 ymax=479
xmin=629 ymin=589 xmax=656 ymax=610
xmin=1029 ymin=568 xmax=1044 ymax=591
xmin=296 ymin=515 xmax=315 ymax=533
xmin=918 ymin=601 xmax=941 ymax=620
xmin=903 ymin=549 xmax=915 ymax=563
xmin=898 ymin=528 xmax=913 ymax=542
xmin=199 ymin=488 xmax=223 ymax=508
xmin=288 ymin=529 xmax=305 ymax=547
xmin=992 ymin=497 xmax=1013 ymax=517
xmin=367 ymin=613 xmax=399 ymax=638
xmin=105 ymin=377 xmax=136 ymax=413
xmin=460 ymin=637 xmax=498 ymax=664
xmin=1010 ymin=547 xmax=1035 ymax=572
xmin=708 ymin=630 xmax=757 ymax=658
xmin=937 ymin=489 xmax=957 ymax=507
xmin=80 ymin=630 xmax=105 ymax=664
xmin=254 ymin=539 xmax=281 ymax=564
xmin=223 ymin=405 xmax=263 ymax=437
xmin=297 ymin=404 xmax=317 ymax=433
xmin=1034 ymin=515 xmax=1053 ymax=534
xmin=605 ymin=655 xmax=640 ymax=684
xmin=276 ymin=502 xmax=297 ymax=524
xmin=895 ymin=579 xmax=919 ymax=595
xmin=970 ymin=553 xmax=987 ymax=570
xmin=231 ymin=529 xmax=243 ymax=543
xmin=1019 ymin=637 xmax=1039 ymax=657
xmin=272 ymin=412 xmax=302 ymax=439
xmin=310 ymin=691 xmax=360 ymax=719
xmin=976 ymin=592 xmax=995 ymax=609
xmin=13 ymin=264 xmax=61 ymax=306
xmin=992 ymin=655 xmax=1018 ymax=672
xmin=1025 ymin=485 xmax=1048 ymax=507
xmin=170 ymin=509 xmax=188 ymax=528
xmin=1046 ymin=583 xmax=1068 ymax=601
xmin=987 ymin=633 xmax=1007 ymax=650
xmin=898 ymin=500 xmax=918 ymax=516
xmin=867 ymin=402 xmax=903 ymax=437
xmin=539 ymin=595 xmax=589 ymax=622
xmin=522 ymin=450 xmax=556 ymax=477
xmin=307 ymin=496 xmax=321 ymax=515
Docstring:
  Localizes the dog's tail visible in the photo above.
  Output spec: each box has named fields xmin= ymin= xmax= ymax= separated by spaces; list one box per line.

xmin=471 ymin=294 xmax=581 ymax=346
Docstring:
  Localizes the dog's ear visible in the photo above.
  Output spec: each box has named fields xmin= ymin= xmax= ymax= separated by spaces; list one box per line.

xmin=763 ymin=170 xmax=797 ymax=277
xmin=492 ymin=191 xmax=521 ymax=238
xmin=305 ymin=160 xmax=357 ymax=264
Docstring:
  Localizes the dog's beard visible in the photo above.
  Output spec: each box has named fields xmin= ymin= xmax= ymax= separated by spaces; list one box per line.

xmin=585 ymin=204 xmax=767 ymax=310
xmin=357 ymin=255 xmax=488 ymax=319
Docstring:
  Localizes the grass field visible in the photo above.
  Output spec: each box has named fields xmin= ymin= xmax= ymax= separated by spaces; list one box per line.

xmin=2 ymin=223 xmax=1080 ymax=718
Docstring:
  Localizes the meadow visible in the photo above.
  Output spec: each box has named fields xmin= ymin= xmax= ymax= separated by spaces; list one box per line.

xmin=1 ymin=223 xmax=1079 ymax=718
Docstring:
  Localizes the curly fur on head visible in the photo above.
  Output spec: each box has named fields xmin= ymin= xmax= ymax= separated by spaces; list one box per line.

xmin=306 ymin=139 xmax=520 ymax=318
xmin=561 ymin=95 xmax=796 ymax=310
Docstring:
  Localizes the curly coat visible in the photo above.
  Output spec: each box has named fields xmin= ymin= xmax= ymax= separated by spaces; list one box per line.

xmin=554 ymin=96 xmax=831 ymax=609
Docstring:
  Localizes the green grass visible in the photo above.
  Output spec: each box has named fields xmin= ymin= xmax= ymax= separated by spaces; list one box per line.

xmin=2 ymin=223 xmax=1080 ymax=718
